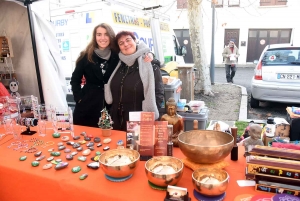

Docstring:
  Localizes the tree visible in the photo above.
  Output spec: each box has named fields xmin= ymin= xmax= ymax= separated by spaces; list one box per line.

xmin=187 ymin=0 xmax=213 ymax=96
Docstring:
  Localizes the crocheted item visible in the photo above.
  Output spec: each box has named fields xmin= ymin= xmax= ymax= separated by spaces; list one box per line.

xmin=104 ymin=174 xmax=133 ymax=182
xmin=148 ymin=181 xmax=168 ymax=191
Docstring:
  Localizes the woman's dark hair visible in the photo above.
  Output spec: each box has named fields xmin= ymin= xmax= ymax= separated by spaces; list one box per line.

xmin=76 ymin=23 xmax=119 ymax=64
xmin=115 ymin=31 xmax=136 ymax=46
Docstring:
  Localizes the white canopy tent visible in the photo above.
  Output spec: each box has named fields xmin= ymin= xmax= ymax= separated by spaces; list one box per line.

xmin=0 ymin=0 xmax=68 ymax=110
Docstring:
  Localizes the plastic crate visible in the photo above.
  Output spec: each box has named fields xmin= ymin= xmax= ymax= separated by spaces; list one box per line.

xmin=164 ymin=79 xmax=182 ymax=104
xmin=178 ymin=108 xmax=209 ymax=131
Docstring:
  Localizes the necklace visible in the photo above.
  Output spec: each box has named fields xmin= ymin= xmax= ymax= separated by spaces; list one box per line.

xmin=100 ymin=61 xmax=108 ymax=74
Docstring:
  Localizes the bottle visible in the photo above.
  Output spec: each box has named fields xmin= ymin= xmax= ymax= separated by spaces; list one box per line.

xmin=231 ymin=126 xmax=238 ymax=161
xmin=167 ymin=125 xmax=173 ymax=156
xmin=265 ymin=117 xmax=275 ymax=137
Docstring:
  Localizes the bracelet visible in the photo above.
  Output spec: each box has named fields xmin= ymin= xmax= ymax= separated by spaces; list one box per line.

xmin=7 ymin=141 xmax=21 ymax=148
xmin=25 ymin=147 xmax=37 ymax=153
xmin=33 ymin=140 xmax=44 ymax=147
xmin=30 ymin=137 xmax=39 ymax=142
xmin=41 ymin=141 xmax=54 ymax=148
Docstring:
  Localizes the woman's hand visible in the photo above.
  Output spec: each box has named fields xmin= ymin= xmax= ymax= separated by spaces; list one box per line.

xmin=143 ymin=52 xmax=153 ymax=62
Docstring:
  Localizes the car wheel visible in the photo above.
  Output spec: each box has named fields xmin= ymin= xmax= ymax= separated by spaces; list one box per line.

xmin=250 ymin=94 xmax=259 ymax=108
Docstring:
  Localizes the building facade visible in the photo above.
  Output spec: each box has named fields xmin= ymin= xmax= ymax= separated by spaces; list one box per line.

xmin=169 ymin=0 xmax=300 ymax=65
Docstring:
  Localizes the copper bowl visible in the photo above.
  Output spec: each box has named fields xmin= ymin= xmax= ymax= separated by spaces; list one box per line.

xmin=145 ymin=156 xmax=184 ymax=187
xmin=99 ymin=149 xmax=140 ymax=178
xmin=192 ymin=168 xmax=229 ymax=196
xmin=178 ymin=130 xmax=234 ymax=164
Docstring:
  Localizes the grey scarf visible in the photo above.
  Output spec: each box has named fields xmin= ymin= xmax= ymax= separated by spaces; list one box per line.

xmin=105 ymin=41 xmax=159 ymax=119
xmin=94 ymin=47 xmax=111 ymax=60
xmin=119 ymin=42 xmax=149 ymax=66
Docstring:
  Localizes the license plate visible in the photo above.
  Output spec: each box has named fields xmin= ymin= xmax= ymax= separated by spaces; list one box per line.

xmin=277 ymin=74 xmax=300 ymax=79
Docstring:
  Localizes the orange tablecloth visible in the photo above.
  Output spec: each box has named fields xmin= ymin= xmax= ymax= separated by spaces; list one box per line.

xmin=0 ymin=125 xmax=263 ymax=201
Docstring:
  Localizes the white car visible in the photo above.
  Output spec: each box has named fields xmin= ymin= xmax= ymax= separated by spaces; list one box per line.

xmin=250 ymin=44 xmax=300 ymax=108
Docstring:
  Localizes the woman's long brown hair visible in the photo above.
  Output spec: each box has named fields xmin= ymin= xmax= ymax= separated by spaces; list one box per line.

xmin=76 ymin=23 xmax=119 ymax=64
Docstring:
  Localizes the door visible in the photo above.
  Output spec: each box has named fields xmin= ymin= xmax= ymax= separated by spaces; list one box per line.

xmin=246 ymin=29 xmax=292 ymax=62
xmin=174 ymin=29 xmax=193 ymax=63
xmin=224 ymin=29 xmax=240 ymax=48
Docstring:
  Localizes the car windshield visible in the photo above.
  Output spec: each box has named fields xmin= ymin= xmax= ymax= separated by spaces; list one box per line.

xmin=262 ymin=47 xmax=300 ymax=66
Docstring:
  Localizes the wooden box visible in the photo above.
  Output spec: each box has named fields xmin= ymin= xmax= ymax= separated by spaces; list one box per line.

xmin=246 ymin=155 xmax=300 ymax=181
xmin=249 ymin=145 xmax=300 ymax=160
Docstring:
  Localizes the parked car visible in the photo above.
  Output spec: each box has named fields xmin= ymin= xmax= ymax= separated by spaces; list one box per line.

xmin=250 ymin=43 xmax=300 ymax=108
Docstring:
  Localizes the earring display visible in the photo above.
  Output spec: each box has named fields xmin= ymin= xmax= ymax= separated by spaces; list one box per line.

xmin=53 ymin=107 xmax=74 ymax=137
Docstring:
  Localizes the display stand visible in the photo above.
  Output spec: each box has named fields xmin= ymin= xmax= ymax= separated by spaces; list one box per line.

xmin=21 ymin=125 xmax=36 ymax=135
xmin=53 ymin=107 xmax=74 ymax=137
xmin=20 ymin=117 xmax=38 ymax=135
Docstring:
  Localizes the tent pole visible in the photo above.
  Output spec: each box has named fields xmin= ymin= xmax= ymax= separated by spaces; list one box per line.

xmin=25 ymin=0 xmax=45 ymax=104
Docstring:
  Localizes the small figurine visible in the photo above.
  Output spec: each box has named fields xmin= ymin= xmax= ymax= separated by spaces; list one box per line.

xmin=9 ymin=79 xmax=20 ymax=98
xmin=160 ymin=97 xmax=184 ymax=147
xmin=243 ymin=123 xmax=264 ymax=157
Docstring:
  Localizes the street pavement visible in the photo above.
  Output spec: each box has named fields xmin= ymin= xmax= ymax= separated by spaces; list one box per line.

xmin=212 ymin=66 xmax=297 ymax=121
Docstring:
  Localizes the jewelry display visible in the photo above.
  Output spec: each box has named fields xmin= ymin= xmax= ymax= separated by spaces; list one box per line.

xmin=20 ymin=117 xmax=38 ymax=135
xmin=53 ymin=107 xmax=74 ymax=137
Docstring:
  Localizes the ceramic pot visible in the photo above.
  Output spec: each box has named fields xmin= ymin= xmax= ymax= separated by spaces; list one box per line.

xmin=101 ymin=128 xmax=111 ymax=137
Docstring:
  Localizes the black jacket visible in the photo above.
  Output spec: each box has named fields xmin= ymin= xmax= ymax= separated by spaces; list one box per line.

xmin=70 ymin=51 xmax=119 ymax=127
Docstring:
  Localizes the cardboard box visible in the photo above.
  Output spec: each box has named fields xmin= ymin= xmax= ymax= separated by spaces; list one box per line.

xmin=274 ymin=117 xmax=290 ymax=137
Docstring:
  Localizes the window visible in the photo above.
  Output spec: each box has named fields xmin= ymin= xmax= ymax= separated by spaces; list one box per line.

xmin=260 ymin=0 xmax=287 ymax=6
xmin=214 ymin=0 xmax=224 ymax=7
xmin=228 ymin=0 xmax=240 ymax=7
xmin=177 ymin=0 xmax=187 ymax=9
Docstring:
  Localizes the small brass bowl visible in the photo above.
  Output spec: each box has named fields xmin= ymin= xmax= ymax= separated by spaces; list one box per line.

xmin=192 ymin=168 xmax=229 ymax=196
xmin=99 ymin=149 xmax=140 ymax=178
xmin=145 ymin=156 xmax=184 ymax=187
xmin=178 ymin=130 xmax=234 ymax=164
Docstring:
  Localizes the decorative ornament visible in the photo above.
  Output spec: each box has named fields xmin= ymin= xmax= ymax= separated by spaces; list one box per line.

xmin=9 ymin=78 xmax=20 ymax=98
xmin=98 ymin=107 xmax=113 ymax=129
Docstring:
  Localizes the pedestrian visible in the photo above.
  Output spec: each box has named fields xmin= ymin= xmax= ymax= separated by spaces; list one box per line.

xmin=105 ymin=31 xmax=164 ymax=131
xmin=71 ymin=23 xmax=153 ymax=127
xmin=222 ymin=40 xmax=240 ymax=83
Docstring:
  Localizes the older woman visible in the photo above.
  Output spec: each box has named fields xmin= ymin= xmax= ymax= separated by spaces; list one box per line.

xmin=105 ymin=31 xmax=164 ymax=131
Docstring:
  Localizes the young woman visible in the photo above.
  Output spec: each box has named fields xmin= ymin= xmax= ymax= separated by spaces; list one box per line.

xmin=105 ymin=31 xmax=164 ymax=131
xmin=70 ymin=23 xmax=120 ymax=127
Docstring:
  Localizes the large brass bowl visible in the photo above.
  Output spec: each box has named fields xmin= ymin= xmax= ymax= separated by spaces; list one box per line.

xmin=145 ymin=156 xmax=184 ymax=187
xmin=178 ymin=130 xmax=234 ymax=164
xmin=192 ymin=168 xmax=229 ymax=196
xmin=99 ymin=149 xmax=140 ymax=178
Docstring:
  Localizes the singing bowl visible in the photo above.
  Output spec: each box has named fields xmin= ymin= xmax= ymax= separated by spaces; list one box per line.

xmin=192 ymin=168 xmax=229 ymax=196
xmin=178 ymin=130 xmax=234 ymax=164
xmin=145 ymin=156 xmax=184 ymax=187
xmin=99 ymin=149 xmax=140 ymax=178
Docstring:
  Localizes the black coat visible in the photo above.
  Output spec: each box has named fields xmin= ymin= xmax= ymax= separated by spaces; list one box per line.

xmin=70 ymin=51 xmax=119 ymax=127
